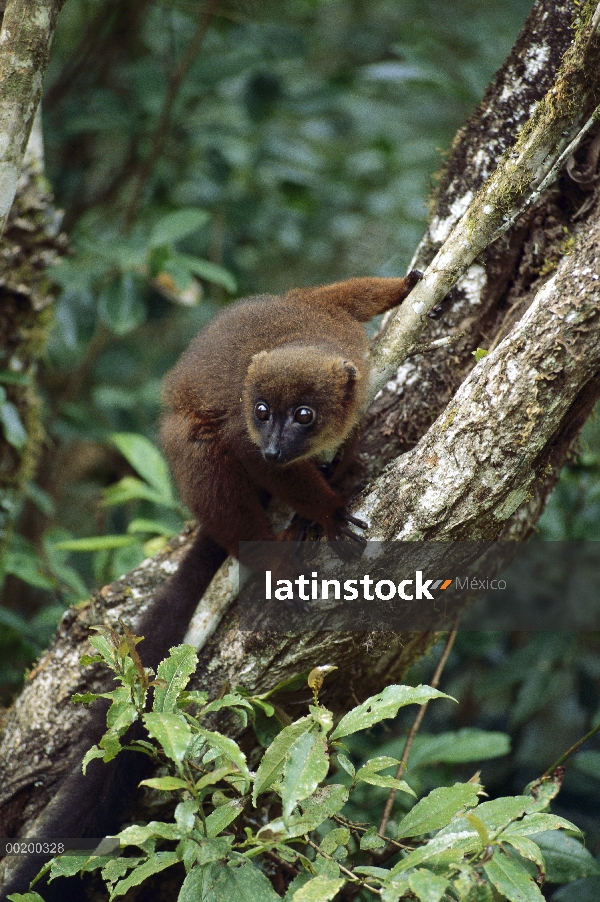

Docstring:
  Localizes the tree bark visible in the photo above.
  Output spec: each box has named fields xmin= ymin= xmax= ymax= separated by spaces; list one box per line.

xmin=2 ymin=0 xmax=600 ymax=895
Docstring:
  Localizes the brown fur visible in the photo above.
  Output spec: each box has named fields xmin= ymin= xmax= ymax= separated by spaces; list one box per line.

xmin=161 ymin=272 xmax=421 ymax=558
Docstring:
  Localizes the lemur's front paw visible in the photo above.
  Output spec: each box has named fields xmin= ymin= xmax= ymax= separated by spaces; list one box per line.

xmin=326 ymin=508 xmax=368 ymax=561
xmin=406 ymin=269 xmax=424 ymax=287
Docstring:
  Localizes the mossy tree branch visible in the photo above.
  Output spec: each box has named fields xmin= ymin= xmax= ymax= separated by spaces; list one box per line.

xmin=0 ymin=0 xmax=67 ymax=238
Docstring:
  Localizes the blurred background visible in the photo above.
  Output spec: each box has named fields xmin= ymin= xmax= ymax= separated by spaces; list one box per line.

xmin=2 ymin=0 xmax=600 ymax=884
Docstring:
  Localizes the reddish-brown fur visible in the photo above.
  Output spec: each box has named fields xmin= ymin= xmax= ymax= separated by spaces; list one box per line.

xmin=161 ymin=273 xmax=421 ymax=558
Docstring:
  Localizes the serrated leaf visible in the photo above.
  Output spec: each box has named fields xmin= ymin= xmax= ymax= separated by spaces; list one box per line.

xmin=356 ymin=755 xmax=402 ymax=777
xmin=194 ymin=728 xmax=251 ymax=785
xmin=109 ymin=851 xmax=180 ymax=898
xmin=8 ymin=893 xmax=50 ymax=901
xmin=143 ymin=712 xmax=192 ymax=766
xmin=149 ymin=209 xmax=209 ymax=247
xmin=202 ymin=855 xmax=281 ymax=901
xmin=397 ymin=782 xmax=481 ymax=839
xmin=503 ymin=835 xmax=546 ymax=875
xmin=253 ymin=716 xmax=313 ymax=804
xmin=205 ymin=798 xmax=245 ymax=837
xmin=408 ymin=869 xmax=448 ymax=902
xmin=201 ymin=693 xmax=253 ymax=717
xmin=388 ymin=826 xmax=480 ymax=877
xmin=330 ymin=685 xmax=452 ymax=740
xmin=82 ymin=745 xmax=105 ymax=774
xmin=359 ymin=773 xmax=415 ymax=794
xmin=281 ymin=731 xmax=329 ymax=820
xmin=118 ymin=821 xmax=180 ymax=847
xmin=139 ymin=776 xmax=188 ymax=791
xmin=483 ymin=851 xmax=545 ymax=902
xmin=153 ymin=645 xmax=197 ymax=713
xmin=257 ymin=784 xmax=350 ymax=842
xmin=110 ymin=433 xmax=174 ymax=502
xmin=531 ymin=831 xmax=600 ymax=882
xmin=320 ymin=827 xmax=349 ymax=855
xmin=48 ymin=854 xmax=104 ymax=880
xmin=360 ymin=826 xmax=386 ymax=850
xmin=504 ymin=812 xmax=582 ymax=838
xmin=292 ymin=875 xmax=345 ymax=901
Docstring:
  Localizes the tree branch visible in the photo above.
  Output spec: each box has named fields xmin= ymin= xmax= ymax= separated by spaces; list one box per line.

xmin=0 ymin=0 xmax=67 ymax=237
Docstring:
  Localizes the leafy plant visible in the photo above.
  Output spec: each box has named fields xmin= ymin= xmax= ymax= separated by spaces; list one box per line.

xmin=11 ymin=634 xmax=597 ymax=902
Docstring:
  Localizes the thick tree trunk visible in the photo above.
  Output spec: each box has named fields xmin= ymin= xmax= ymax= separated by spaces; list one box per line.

xmin=2 ymin=0 xmax=600 ymax=896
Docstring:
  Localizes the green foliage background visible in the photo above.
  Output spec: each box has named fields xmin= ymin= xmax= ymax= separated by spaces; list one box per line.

xmin=2 ymin=0 xmax=600 ymax=895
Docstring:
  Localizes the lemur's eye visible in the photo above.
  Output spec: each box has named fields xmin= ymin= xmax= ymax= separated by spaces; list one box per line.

xmin=294 ymin=406 xmax=314 ymax=425
xmin=254 ymin=402 xmax=270 ymax=421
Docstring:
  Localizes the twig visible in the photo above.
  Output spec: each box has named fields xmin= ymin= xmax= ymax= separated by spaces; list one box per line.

xmin=378 ymin=619 xmax=460 ymax=837
xmin=303 ymin=837 xmax=380 ymax=896
xmin=122 ymin=0 xmax=220 ymax=231
xmin=262 ymin=848 xmax=299 ymax=877
xmin=495 ymin=103 xmax=600 ymax=241
xmin=542 ymin=719 xmax=600 ymax=778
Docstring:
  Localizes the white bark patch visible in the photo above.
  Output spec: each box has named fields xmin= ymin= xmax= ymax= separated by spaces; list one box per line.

xmin=524 ymin=44 xmax=550 ymax=77
xmin=429 ymin=191 xmax=473 ymax=244
xmin=456 ymin=263 xmax=487 ymax=306
xmin=0 ymin=162 xmax=19 ymax=216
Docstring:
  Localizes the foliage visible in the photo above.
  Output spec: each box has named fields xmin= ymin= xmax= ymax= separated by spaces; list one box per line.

xmin=11 ymin=636 xmax=598 ymax=902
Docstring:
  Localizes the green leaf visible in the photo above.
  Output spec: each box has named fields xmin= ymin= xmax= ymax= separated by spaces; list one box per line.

xmin=360 ymin=826 xmax=386 ymax=850
xmin=320 ymin=827 xmax=349 ymax=855
xmin=0 ymin=396 xmax=27 ymax=449
xmin=552 ymin=877 xmax=600 ymax=901
xmin=7 ymin=894 xmax=47 ymax=901
xmin=502 ymin=835 xmax=546 ymax=875
xmin=358 ymin=773 xmax=415 ymax=794
xmin=202 ymin=855 xmax=281 ymax=901
xmin=483 ymin=851 xmax=545 ymax=902
xmin=149 ymin=209 xmax=209 ymax=247
xmin=407 ymin=729 xmax=511 ymax=769
xmin=205 ymin=798 xmax=245 ymax=837
xmin=408 ymin=869 xmax=448 ymax=902
xmin=472 ymin=347 xmax=488 ymax=362
xmin=397 ymin=783 xmax=481 ymax=839
xmin=153 ymin=645 xmax=198 ymax=713
xmin=504 ymin=812 xmax=582 ymax=838
xmin=82 ymin=745 xmax=106 ymax=774
xmin=110 ymin=851 xmax=180 ymax=898
xmin=98 ymin=274 xmax=146 ymax=336
xmin=143 ymin=712 xmax=192 ymax=766
xmin=174 ymin=252 xmax=237 ymax=292
xmin=55 ymin=535 xmax=139 ymax=551
xmin=111 ymin=432 xmax=174 ymax=502
xmin=292 ymin=875 xmax=346 ymax=901
xmin=194 ymin=728 xmax=251 ymax=785
xmin=127 ymin=518 xmax=177 ymax=536
xmin=253 ymin=716 xmax=313 ymax=803
xmin=574 ymin=750 xmax=600 ymax=781
xmin=102 ymin=475 xmax=176 ymax=508
xmin=257 ymin=784 xmax=350 ymax=842
xmin=531 ymin=831 xmax=600 ymax=882
xmin=118 ymin=821 xmax=180 ymax=847
xmin=139 ymin=776 xmax=189 ymax=791
xmin=330 ymin=684 xmax=452 ymax=740
xmin=47 ymin=853 xmax=108 ymax=880
xmin=281 ymin=731 xmax=329 ymax=820
xmin=201 ymin=694 xmax=254 ymax=717
xmin=335 ymin=752 xmax=355 ymax=779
